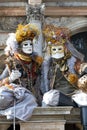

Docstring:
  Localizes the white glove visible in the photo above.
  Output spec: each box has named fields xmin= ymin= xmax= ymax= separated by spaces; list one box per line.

xmin=9 ymin=70 xmax=21 ymax=82
xmin=42 ymin=90 xmax=59 ymax=106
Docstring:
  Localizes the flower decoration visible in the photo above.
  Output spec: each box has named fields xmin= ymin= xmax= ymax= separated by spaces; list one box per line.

xmin=43 ymin=24 xmax=71 ymax=45
xmin=16 ymin=24 xmax=40 ymax=43
xmin=68 ymin=73 xmax=78 ymax=84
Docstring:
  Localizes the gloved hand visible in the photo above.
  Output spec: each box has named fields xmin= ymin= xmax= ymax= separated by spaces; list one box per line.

xmin=42 ymin=90 xmax=60 ymax=106
xmin=9 ymin=70 xmax=21 ymax=82
xmin=72 ymin=90 xmax=87 ymax=106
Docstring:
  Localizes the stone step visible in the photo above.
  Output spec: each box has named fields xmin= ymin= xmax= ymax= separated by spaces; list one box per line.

xmin=0 ymin=107 xmax=81 ymax=130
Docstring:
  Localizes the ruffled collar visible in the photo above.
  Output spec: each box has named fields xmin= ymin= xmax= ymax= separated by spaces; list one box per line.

xmin=14 ymin=52 xmax=43 ymax=65
xmin=14 ymin=52 xmax=32 ymax=63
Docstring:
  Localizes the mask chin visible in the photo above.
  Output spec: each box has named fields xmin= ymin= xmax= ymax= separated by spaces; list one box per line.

xmin=22 ymin=48 xmax=33 ymax=54
xmin=51 ymin=53 xmax=64 ymax=59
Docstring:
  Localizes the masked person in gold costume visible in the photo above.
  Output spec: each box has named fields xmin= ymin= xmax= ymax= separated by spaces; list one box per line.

xmin=0 ymin=24 xmax=43 ymax=123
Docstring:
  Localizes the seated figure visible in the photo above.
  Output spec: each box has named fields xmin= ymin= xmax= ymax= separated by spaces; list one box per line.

xmin=0 ymin=23 xmax=43 ymax=122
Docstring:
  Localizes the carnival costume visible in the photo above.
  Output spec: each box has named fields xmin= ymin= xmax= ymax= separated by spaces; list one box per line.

xmin=42 ymin=24 xmax=85 ymax=107
xmin=0 ymin=23 xmax=43 ymax=121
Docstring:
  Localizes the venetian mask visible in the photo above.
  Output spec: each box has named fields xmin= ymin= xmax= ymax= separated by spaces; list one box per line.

xmin=51 ymin=45 xmax=64 ymax=59
xmin=21 ymin=40 xmax=33 ymax=54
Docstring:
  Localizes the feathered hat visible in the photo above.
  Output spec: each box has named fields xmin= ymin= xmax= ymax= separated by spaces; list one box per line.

xmin=15 ymin=24 xmax=40 ymax=43
xmin=5 ymin=24 xmax=40 ymax=55
xmin=43 ymin=24 xmax=70 ymax=46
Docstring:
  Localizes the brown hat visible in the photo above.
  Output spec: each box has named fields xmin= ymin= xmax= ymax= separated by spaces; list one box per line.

xmin=43 ymin=24 xmax=70 ymax=45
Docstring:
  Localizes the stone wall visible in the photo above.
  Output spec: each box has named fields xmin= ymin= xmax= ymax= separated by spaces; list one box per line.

xmin=0 ymin=0 xmax=27 ymax=2
xmin=0 ymin=1 xmax=87 ymax=45
xmin=1 ymin=16 xmax=87 ymax=45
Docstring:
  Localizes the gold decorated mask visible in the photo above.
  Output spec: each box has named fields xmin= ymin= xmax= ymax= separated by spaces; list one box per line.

xmin=51 ymin=45 xmax=64 ymax=59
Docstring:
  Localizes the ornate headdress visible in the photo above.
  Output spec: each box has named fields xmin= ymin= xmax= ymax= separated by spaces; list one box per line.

xmin=15 ymin=24 xmax=40 ymax=43
xmin=43 ymin=24 xmax=71 ymax=45
xmin=5 ymin=24 xmax=40 ymax=55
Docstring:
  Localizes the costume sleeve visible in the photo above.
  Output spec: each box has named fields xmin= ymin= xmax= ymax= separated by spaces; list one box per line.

xmin=67 ymin=56 xmax=77 ymax=74
xmin=0 ymin=66 xmax=9 ymax=80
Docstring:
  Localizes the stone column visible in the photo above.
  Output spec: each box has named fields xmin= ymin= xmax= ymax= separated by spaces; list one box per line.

xmin=26 ymin=3 xmax=45 ymax=57
xmin=20 ymin=120 xmax=66 ymax=130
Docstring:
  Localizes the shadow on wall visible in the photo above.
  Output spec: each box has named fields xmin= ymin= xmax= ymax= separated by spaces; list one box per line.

xmin=65 ymin=124 xmax=82 ymax=130
xmin=7 ymin=124 xmax=20 ymax=130
xmin=71 ymin=31 xmax=87 ymax=62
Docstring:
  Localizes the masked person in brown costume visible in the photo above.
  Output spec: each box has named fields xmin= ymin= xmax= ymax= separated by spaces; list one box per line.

xmin=42 ymin=24 xmax=85 ymax=107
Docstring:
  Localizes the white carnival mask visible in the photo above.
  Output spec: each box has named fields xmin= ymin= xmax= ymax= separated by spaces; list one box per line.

xmin=22 ymin=40 xmax=33 ymax=54
xmin=51 ymin=45 xmax=64 ymax=59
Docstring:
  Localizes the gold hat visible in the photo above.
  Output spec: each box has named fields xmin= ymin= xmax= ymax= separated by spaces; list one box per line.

xmin=15 ymin=24 xmax=40 ymax=43
xmin=43 ymin=24 xmax=71 ymax=45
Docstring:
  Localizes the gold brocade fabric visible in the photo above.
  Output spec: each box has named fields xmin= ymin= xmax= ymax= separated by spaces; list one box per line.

xmin=16 ymin=24 xmax=40 ymax=43
xmin=14 ymin=52 xmax=43 ymax=65
xmin=14 ymin=53 xmax=32 ymax=63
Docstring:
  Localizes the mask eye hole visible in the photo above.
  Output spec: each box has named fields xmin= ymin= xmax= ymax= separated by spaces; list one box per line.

xmin=58 ymin=48 xmax=62 ymax=50
xmin=30 ymin=43 xmax=32 ymax=46
xmin=22 ymin=40 xmax=32 ymax=46
xmin=24 ymin=43 xmax=28 ymax=46
xmin=57 ymin=46 xmax=64 ymax=53
xmin=52 ymin=48 xmax=56 ymax=51
xmin=51 ymin=47 xmax=57 ymax=54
